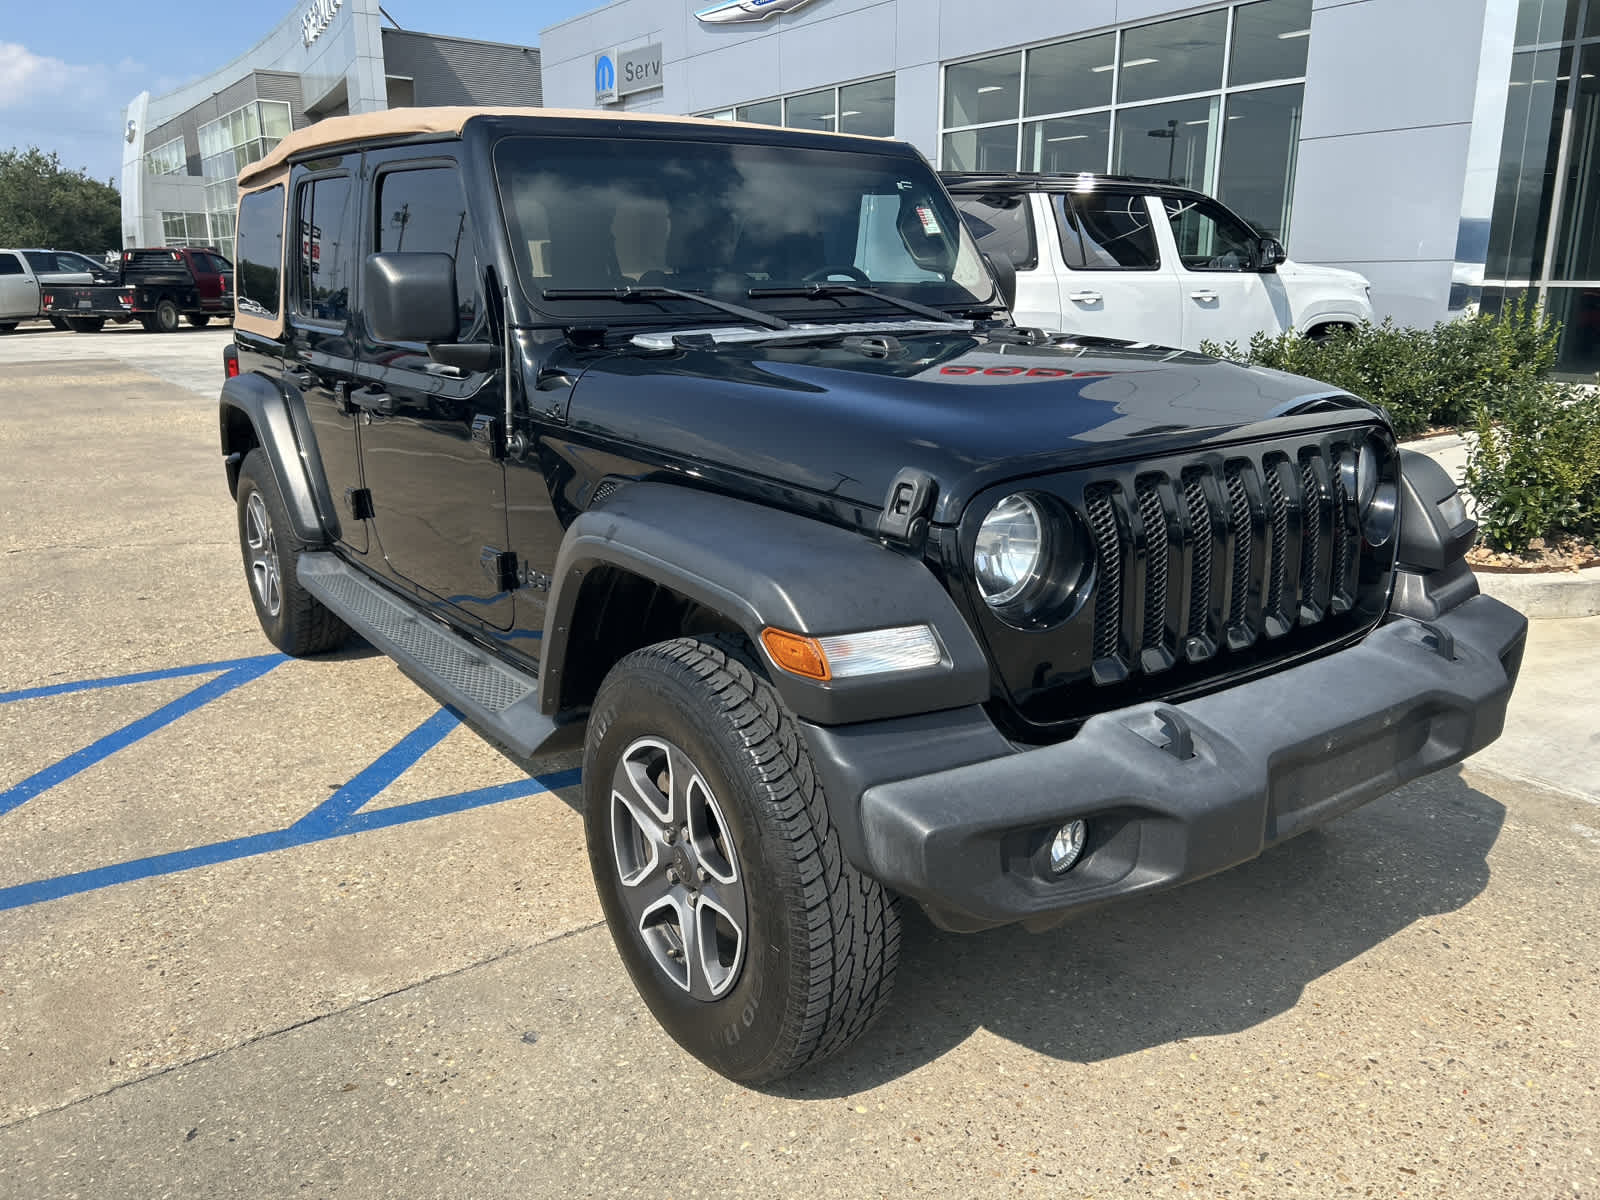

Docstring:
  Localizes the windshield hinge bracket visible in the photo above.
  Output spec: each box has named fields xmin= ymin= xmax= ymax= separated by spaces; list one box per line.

xmin=877 ymin=468 xmax=938 ymax=549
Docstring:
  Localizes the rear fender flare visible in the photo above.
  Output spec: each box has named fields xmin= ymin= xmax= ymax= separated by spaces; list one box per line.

xmin=219 ymin=371 xmax=338 ymax=544
xmin=540 ymin=483 xmax=992 ymax=727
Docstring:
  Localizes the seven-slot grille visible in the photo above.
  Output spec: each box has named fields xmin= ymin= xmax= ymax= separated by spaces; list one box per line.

xmin=1081 ymin=438 xmax=1365 ymax=685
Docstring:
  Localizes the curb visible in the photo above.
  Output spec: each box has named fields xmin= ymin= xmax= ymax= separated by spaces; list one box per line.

xmin=1475 ymin=566 xmax=1600 ymax=620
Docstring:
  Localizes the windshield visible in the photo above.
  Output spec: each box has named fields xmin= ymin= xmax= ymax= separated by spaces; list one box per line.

xmin=493 ymin=135 xmax=995 ymax=320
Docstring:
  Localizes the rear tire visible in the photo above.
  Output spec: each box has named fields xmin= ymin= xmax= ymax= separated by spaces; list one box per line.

xmin=0 ymin=322 xmax=16 ymax=334
xmin=584 ymin=635 xmax=901 ymax=1084
xmin=186 ymin=314 xmax=211 ymax=328
xmin=235 ymin=448 xmax=350 ymax=657
xmin=143 ymin=297 xmax=181 ymax=333
xmin=65 ymin=317 xmax=104 ymax=333
xmin=49 ymin=316 xmax=68 ymax=331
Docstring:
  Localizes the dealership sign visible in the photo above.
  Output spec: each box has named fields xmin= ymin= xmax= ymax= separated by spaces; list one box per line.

xmin=696 ymin=0 xmax=820 ymax=23
xmin=302 ymin=0 xmax=343 ymax=47
xmin=595 ymin=43 xmax=663 ymax=105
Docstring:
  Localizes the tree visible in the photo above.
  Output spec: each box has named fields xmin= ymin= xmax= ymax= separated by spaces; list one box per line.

xmin=0 ymin=148 xmax=120 ymax=252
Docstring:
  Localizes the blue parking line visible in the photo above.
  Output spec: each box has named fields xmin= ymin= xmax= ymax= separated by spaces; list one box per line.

xmin=290 ymin=707 xmax=461 ymax=835
xmin=0 ymin=653 xmax=285 ymax=705
xmin=0 ymin=656 xmax=283 ymax=819
xmin=0 ymin=766 xmax=583 ymax=911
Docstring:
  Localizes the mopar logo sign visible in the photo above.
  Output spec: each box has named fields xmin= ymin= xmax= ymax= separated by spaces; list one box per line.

xmin=595 ymin=53 xmax=617 ymax=103
xmin=596 ymin=43 xmax=663 ymax=105
xmin=696 ymin=0 xmax=820 ymax=23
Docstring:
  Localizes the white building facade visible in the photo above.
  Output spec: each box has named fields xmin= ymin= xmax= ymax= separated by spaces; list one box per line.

xmin=539 ymin=0 xmax=1600 ymax=375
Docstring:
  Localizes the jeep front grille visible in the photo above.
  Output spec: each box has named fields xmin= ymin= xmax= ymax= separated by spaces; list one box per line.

xmin=1084 ymin=439 xmax=1368 ymax=685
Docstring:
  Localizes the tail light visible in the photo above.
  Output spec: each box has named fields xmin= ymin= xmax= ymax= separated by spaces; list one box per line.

xmin=223 ymin=344 xmax=240 ymax=380
xmin=40 ymin=293 xmax=53 ymax=306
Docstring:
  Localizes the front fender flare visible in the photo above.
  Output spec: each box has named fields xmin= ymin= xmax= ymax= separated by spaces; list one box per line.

xmin=219 ymin=372 xmax=337 ymax=544
xmin=541 ymin=483 xmax=992 ymax=726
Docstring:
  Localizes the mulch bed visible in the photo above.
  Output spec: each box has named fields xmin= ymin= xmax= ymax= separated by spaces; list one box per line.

xmin=1467 ymin=537 xmax=1600 ymax=573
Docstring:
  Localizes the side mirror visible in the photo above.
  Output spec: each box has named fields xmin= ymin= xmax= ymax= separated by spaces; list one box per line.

xmin=363 ymin=252 xmax=459 ymax=344
xmin=984 ymin=251 xmax=1017 ymax=311
xmin=1257 ymin=237 xmax=1287 ymax=273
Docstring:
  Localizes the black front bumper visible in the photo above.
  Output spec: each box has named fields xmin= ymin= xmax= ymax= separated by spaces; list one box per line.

xmin=827 ymin=595 xmax=1526 ymax=932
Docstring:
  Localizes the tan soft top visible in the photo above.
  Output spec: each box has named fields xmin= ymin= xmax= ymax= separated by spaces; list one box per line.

xmin=237 ymin=106 xmax=850 ymax=189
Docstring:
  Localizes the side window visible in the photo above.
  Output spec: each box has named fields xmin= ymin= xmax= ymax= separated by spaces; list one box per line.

xmin=1163 ymin=197 xmax=1259 ymax=272
xmin=0 ymin=253 xmax=25 ymax=276
xmin=952 ymin=193 xmax=1038 ymax=272
xmin=294 ymin=176 xmax=354 ymax=323
xmin=236 ymin=186 xmax=284 ymax=318
xmin=374 ymin=165 xmax=479 ymax=338
xmin=1055 ymin=194 xmax=1161 ymax=271
xmin=23 ymin=251 xmax=55 ymax=273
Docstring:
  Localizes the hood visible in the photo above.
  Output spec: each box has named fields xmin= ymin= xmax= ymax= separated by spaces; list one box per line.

xmin=1277 ymin=259 xmax=1371 ymax=292
xmin=565 ymin=330 xmax=1381 ymax=525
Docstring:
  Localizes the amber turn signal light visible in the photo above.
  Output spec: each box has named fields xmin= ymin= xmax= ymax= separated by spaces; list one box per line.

xmin=760 ymin=628 xmax=831 ymax=681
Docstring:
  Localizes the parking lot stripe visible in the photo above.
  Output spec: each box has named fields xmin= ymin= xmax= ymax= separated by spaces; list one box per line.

xmin=0 ymin=654 xmax=285 ymax=705
xmin=0 ymin=765 xmax=583 ymax=911
xmin=289 ymin=708 xmax=462 ymax=836
xmin=0 ymin=656 xmax=283 ymax=818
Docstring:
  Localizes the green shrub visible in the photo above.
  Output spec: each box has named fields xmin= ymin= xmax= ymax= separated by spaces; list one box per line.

xmin=1200 ymin=299 xmax=1563 ymax=439
xmin=1465 ymin=379 xmax=1600 ymax=555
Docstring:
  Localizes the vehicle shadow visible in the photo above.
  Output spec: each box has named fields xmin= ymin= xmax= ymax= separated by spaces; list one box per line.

xmin=770 ymin=767 xmax=1504 ymax=1097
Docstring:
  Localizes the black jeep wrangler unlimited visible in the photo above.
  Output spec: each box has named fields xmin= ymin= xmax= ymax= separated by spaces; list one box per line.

xmin=219 ymin=107 xmax=1526 ymax=1084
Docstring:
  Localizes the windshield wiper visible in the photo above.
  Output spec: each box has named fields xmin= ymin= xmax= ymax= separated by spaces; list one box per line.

xmin=542 ymin=286 xmax=789 ymax=331
xmin=747 ymin=283 xmax=964 ymax=324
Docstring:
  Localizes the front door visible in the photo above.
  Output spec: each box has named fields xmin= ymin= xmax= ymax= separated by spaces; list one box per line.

xmin=354 ymin=154 xmax=514 ymax=632
xmin=1158 ymin=195 xmax=1291 ymax=351
xmin=0 ymin=251 xmax=39 ymax=320
xmin=1051 ymin=193 xmax=1184 ymax=348
xmin=286 ymin=163 xmax=365 ymax=554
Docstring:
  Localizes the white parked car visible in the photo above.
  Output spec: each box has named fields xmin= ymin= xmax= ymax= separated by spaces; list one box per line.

xmin=944 ymin=173 xmax=1373 ymax=351
xmin=0 ymin=249 xmax=110 ymax=331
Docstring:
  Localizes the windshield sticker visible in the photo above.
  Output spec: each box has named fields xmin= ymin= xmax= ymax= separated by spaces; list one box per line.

xmin=916 ymin=206 xmax=941 ymax=236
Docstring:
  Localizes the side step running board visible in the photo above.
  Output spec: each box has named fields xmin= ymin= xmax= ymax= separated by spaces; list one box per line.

xmin=297 ymin=553 xmax=580 ymax=764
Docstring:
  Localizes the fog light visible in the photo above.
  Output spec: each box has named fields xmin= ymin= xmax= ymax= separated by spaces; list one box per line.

xmin=1048 ymin=820 xmax=1087 ymax=874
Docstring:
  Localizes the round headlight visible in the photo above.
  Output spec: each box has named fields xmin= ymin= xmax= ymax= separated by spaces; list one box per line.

xmin=974 ymin=494 xmax=1045 ymax=608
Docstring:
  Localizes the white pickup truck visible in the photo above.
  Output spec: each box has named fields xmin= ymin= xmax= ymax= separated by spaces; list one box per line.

xmin=944 ymin=173 xmax=1373 ymax=351
xmin=0 ymin=249 xmax=111 ymax=332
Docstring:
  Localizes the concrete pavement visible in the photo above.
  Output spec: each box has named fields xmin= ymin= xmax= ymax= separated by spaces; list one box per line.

xmin=1 ymin=325 xmax=1595 ymax=1198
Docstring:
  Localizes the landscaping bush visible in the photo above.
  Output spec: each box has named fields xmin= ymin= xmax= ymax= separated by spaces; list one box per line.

xmin=1200 ymin=299 xmax=1562 ymax=439
xmin=1465 ymin=378 xmax=1600 ymax=555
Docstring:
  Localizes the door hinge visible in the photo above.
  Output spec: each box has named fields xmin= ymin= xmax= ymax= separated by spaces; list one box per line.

xmin=480 ymin=547 xmax=520 ymax=594
xmin=470 ymin=414 xmax=505 ymax=460
xmin=345 ymin=487 xmax=374 ymax=520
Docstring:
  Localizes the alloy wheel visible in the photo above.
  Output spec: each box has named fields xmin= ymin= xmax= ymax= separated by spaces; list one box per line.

xmin=244 ymin=490 xmax=282 ymax=617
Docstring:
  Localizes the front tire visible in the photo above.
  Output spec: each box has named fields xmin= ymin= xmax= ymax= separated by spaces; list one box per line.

xmin=235 ymin=448 xmax=350 ymax=656
xmin=584 ymin=637 xmax=901 ymax=1083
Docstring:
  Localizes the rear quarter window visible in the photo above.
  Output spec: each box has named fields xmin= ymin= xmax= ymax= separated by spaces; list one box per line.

xmin=236 ymin=186 xmax=284 ymax=319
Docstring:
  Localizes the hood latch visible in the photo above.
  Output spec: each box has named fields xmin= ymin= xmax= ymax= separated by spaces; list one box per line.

xmin=877 ymin=468 xmax=938 ymax=551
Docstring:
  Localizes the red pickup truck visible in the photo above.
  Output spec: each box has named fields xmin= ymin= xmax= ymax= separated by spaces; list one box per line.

xmin=41 ymin=247 xmax=233 ymax=332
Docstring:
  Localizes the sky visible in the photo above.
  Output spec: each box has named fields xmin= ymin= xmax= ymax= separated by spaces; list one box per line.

xmin=0 ymin=0 xmax=598 ymax=184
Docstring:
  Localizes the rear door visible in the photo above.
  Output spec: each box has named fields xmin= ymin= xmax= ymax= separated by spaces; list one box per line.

xmin=1051 ymin=192 xmax=1183 ymax=347
xmin=353 ymin=149 xmax=514 ymax=632
xmin=0 ymin=252 xmax=40 ymax=320
xmin=187 ymin=251 xmax=228 ymax=310
xmin=285 ymin=160 xmax=367 ymax=554
xmin=950 ymin=190 xmax=1058 ymax=329
xmin=1158 ymin=195 xmax=1289 ymax=350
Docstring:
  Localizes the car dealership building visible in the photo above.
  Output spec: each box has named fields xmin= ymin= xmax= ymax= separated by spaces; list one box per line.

xmin=540 ymin=0 xmax=1600 ymax=374
xmin=119 ymin=0 xmax=542 ymax=262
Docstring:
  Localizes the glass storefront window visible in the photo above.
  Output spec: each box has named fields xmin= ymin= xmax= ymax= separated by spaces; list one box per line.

xmin=1217 ymin=83 xmax=1303 ymax=236
xmin=1552 ymin=46 xmax=1600 ymax=278
xmin=840 ymin=77 xmax=895 ymax=137
xmin=942 ymin=125 xmax=1019 ymax=172
xmin=145 ymin=138 xmax=186 ymax=176
xmin=736 ymin=99 xmax=782 ymax=126
xmin=1229 ymin=0 xmax=1312 ymax=86
xmin=945 ymin=52 xmax=1022 ymax=127
xmin=1519 ymin=0 xmax=1579 ymax=44
xmin=1119 ymin=10 xmax=1227 ymax=104
xmin=1024 ymin=34 xmax=1113 ymax=118
xmin=1114 ymin=97 xmax=1220 ymax=189
xmin=786 ymin=88 xmax=836 ymax=131
xmin=1022 ymin=112 xmax=1111 ymax=173
xmin=1541 ymin=285 xmax=1600 ymax=373
xmin=1486 ymin=47 xmax=1570 ymax=280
